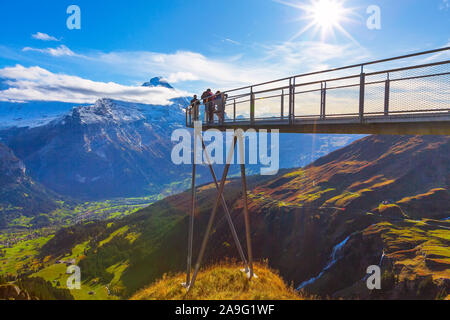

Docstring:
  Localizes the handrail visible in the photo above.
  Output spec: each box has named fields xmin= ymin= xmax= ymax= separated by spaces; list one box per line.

xmin=186 ymin=47 xmax=450 ymax=128
xmin=222 ymin=47 xmax=450 ymax=94
xmin=224 ymin=59 xmax=450 ymax=101
xmin=189 ymin=48 xmax=450 ymax=105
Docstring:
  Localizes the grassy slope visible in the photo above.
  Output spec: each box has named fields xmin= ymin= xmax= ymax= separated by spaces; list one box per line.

xmin=3 ymin=195 xmax=158 ymax=229
xmin=377 ymin=219 xmax=450 ymax=281
xmin=31 ymin=240 xmax=118 ymax=300
xmin=3 ymin=135 xmax=448 ymax=300
xmin=131 ymin=263 xmax=304 ymax=300
xmin=0 ymin=234 xmax=53 ymax=275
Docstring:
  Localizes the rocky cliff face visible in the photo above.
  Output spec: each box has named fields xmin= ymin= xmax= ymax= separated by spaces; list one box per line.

xmin=0 ymin=143 xmax=57 ymax=222
xmin=0 ymin=142 xmax=26 ymax=184
xmin=0 ymin=284 xmax=35 ymax=300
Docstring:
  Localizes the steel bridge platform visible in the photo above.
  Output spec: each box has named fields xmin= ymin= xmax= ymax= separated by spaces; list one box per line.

xmin=194 ymin=113 xmax=450 ymax=135
xmin=186 ymin=47 xmax=450 ymax=136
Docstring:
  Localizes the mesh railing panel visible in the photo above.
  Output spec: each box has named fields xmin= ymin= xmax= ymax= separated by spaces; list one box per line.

xmin=186 ymin=49 xmax=450 ymax=127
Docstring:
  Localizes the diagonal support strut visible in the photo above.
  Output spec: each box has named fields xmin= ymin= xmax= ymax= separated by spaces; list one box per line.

xmin=185 ymin=131 xmax=256 ymax=292
xmin=201 ymin=139 xmax=250 ymax=273
xmin=187 ymin=136 xmax=238 ymax=291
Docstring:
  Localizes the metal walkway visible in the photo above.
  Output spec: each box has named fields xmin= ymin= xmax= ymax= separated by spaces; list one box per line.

xmin=187 ymin=47 xmax=450 ymax=135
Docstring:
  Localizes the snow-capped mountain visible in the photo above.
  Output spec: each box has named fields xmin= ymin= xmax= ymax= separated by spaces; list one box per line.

xmin=142 ymin=77 xmax=174 ymax=89
xmin=69 ymin=98 xmax=186 ymax=127
xmin=0 ymin=101 xmax=83 ymax=129
xmin=0 ymin=97 xmax=190 ymax=199
xmin=0 ymin=77 xmax=192 ymax=200
xmin=0 ymin=77 xmax=188 ymax=129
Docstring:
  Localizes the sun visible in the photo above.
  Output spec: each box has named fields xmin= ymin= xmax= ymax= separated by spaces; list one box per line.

xmin=310 ymin=0 xmax=345 ymax=29
xmin=277 ymin=0 xmax=357 ymax=43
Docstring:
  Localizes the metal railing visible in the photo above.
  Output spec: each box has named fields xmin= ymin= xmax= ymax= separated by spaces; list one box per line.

xmin=186 ymin=47 xmax=450 ymax=128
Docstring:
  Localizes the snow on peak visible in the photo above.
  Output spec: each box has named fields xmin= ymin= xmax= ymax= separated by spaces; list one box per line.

xmin=71 ymin=99 xmax=145 ymax=125
xmin=63 ymin=98 xmax=186 ymax=126
xmin=142 ymin=77 xmax=173 ymax=89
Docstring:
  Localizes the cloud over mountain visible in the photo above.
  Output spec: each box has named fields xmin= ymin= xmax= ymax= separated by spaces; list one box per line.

xmin=0 ymin=65 xmax=190 ymax=104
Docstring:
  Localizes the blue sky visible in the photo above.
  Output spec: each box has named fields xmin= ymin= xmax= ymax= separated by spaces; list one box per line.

xmin=0 ymin=0 xmax=448 ymax=104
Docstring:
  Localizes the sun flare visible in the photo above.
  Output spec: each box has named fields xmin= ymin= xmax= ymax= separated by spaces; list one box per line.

xmin=277 ymin=0 xmax=356 ymax=43
xmin=311 ymin=0 xmax=345 ymax=29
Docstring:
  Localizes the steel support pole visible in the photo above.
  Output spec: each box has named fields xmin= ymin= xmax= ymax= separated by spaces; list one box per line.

xmin=324 ymin=82 xmax=327 ymax=119
xmin=281 ymin=89 xmax=284 ymax=120
xmin=189 ymin=109 xmax=192 ymax=127
xmin=187 ymin=136 xmax=238 ymax=292
xmin=237 ymin=133 xmax=254 ymax=279
xmin=384 ymin=76 xmax=390 ymax=116
xmin=289 ymin=78 xmax=296 ymax=125
xmin=185 ymin=131 xmax=198 ymax=287
xmin=250 ymin=87 xmax=255 ymax=125
xmin=292 ymin=77 xmax=296 ymax=124
xmin=320 ymin=82 xmax=327 ymax=120
xmin=359 ymin=71 xmax=366 ymax=122
xmin=200 ymin=139 xmax=249 ymax=272
xmin=220 ymin=95 xmax=225 ymax=125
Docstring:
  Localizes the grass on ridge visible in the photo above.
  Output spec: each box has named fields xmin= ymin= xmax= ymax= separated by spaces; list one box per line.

xmin=131 ymin=262 xmax=305 ymax=301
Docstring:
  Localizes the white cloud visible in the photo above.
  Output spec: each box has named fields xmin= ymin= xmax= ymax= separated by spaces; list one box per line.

xmin=441 ymin=0 xmax=450 ymax=10
xmin=422 ymin=42 xmax=450 ymax=62
xmin=32 ymin=32 xmax=59 ymax=41
xmin=90 ymin=41 xmax=369 ymax=91
xmin=261 ymin=41 xmax=369 ymax=73
xmin=165 ymin=72 xmax=199 ymax=83
xmin=0 ymin=65 xmax=190 ymax=105
xmin=223 ymin=38 xmax=241 ymax=45
xmin=96 ymin=50 xmax=265 ymax=88
xmin=17 ymin=38 xmax=371 ymax=95
xmin=23 ymin=45 xmax=78 ymax=57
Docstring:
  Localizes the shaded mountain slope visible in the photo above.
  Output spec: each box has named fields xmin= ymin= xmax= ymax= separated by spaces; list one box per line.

xmin=0 ymin=143 xmax=58 ymax=224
